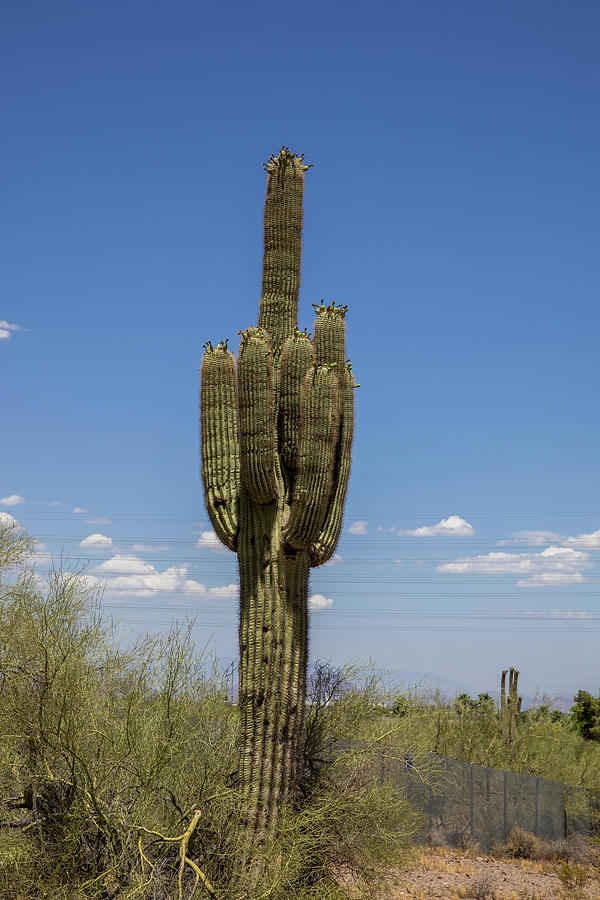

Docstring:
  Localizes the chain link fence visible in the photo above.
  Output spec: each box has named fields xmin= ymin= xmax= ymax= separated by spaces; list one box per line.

xmin=335 ymin=742 xmax=599 ymax=851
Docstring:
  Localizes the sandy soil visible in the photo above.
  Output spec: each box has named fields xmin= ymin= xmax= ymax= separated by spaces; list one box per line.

xmin=385 ymin=846 xmax=600 ymax=899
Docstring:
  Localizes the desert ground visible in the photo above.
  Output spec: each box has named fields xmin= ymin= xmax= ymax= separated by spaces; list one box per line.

xmin=387 ymin=845 xmax=600 ymax=899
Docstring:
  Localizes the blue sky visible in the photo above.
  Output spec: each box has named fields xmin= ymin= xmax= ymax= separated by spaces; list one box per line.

xmin=2 ymin=0 xmax=600 ymax=699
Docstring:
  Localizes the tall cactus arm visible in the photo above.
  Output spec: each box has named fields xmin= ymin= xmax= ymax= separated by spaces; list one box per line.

xmin=313 ymin=301 xmax=348 ymax=373
xmin=279 ymin=332 xmax=314 ymax=469
xmin=200 ymin=344 xmax=240 ymax=551
xmin=238 ymin=328 xmax=278 ymax=505
xmin=285 ymin=366 xmax=340 ymax=550
xmin=309 ymin=367 xmax=355 ymax=566
xmin=259 ymin=149 xmax=308 ymax=349
xmin=500 ymin=669 xmax=508 ymax=742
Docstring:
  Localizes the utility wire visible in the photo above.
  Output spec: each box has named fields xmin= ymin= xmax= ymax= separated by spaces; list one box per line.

xmin=101 ymin=620 xmax=600 ymax=632
xmin=23 ymin=511 xmax=600 ymax=519
xmin=99 ymin=604 xmax=600 ymax=618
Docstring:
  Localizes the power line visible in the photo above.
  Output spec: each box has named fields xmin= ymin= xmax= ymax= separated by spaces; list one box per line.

xmin=33 ymin=549 xmax=600 ymax=563
xmin=100 ymin=619 xmax=600 ymax=632
xmin=79 ymin=581 xmax=600 ymax=592
xmin=31 ymin=534 xmax=600 ymax=548
xmin=100 ymin=604 xmax=600 ymax=619
xmin=22 ymin=511 xmax=600 ymax=520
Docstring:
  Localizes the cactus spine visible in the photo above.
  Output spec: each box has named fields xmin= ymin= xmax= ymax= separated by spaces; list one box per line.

xmin=200 ymin=148 xmax=355 ymax=844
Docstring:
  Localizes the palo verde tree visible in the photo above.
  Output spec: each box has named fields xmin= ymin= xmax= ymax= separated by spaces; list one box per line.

xmin=200 ymin=148 xmax=356 ymax=847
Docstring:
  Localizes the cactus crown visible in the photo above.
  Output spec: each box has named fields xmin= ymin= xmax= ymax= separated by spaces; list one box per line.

xmin=262 ymin=146 xmax=313 ymax=173
xmin=294 ymin=327 xmax=312 ymax=339
xmin=202 ymin=339 xmax=230 ymax=353
xmin=312 ymin=300 xmax=348 ymax=319
xmin=237 ymin=326 xmax=268 ymax=343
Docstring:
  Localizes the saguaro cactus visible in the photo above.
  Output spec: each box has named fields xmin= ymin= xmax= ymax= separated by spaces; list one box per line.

xmin=500 ymin=667 xmax=521 ymax=745
xmin=199 ymin=148 xmax=355 ymax=842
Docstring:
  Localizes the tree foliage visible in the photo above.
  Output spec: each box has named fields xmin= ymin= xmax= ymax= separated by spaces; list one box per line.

xmin=571 ymin=690 xmax=600 ymax=743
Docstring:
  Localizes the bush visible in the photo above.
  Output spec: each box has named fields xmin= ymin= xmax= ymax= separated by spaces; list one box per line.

xmin=0 ymin=560 xmax=239 ymax=898
xmin=0 ymin=523 xmax=423 ymax=898
xmin=554 ymin=860 xmax=589 ymax=897
xmin=496 ymin=827 xmax=544 ymax=859
xmin=548 ymin=835 xmax=588 ymax=861
xmin=469 ymin=872 xmax=494 ymax=899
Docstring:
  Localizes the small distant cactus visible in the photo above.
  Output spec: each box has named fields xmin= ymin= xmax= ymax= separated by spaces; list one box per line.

xmin=200 ymin=148 xmax=355 ymax=844
xmin=500 ymin=667 xmax=522 ymax=745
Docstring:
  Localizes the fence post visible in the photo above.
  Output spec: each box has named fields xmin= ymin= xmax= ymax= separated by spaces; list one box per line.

xmin=503 ymin=770 xmax=508 ymax=841
xmin=469 ymin=763 xmax=474 ymax=837
xmin=534 ymin=777 xmax=539 ymax=835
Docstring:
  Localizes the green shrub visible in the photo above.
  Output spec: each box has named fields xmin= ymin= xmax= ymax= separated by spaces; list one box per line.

xmin=554 ymin=859 xmax=589 ymax=897
xmin=0 ymin=522 xmax=422 ymax=898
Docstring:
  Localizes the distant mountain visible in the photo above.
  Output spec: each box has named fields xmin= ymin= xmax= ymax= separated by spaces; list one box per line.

xmin=377 ymin=668 xmax=471 ymax=699
xmin=217 ymin=658 xmax=578 ymax=712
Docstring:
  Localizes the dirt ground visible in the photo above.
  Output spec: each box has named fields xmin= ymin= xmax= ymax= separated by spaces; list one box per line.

xmin=385 ymin=846 xmax=600 ymax=899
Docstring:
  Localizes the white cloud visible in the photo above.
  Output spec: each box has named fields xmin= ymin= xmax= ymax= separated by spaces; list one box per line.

xmin=32 ymin=543 xmax=51 ymax=565
xmin=95 ymin=554 xmax=153 ymax=575
xmin=90 ymin=553 xmax=238 ymax=598
xmin=131 ymin=543 xmax=170 ymax=553
xmin=517 ymin=572 xmax=586 ymax=588
xmin=80 ymin=533 xmax=114 ymax=549
xmin=399 ymin=515 xmax=474 ymax=537
xmin=0 ymin=512 xmax=20 ymax=527
xmin=309 ymin=593 xmax=333 ymax=610
xmin=0 ymin=320 xmax=22 ymax=340
xmin=524 ymin=609 xmax=595 ymax=619
xmin=498 ymin=530 xmax=563 ymax=546
xmin=563 ymin=529 xmax=600 ymax=549
xmin=323 ymin=552 xmax=343 ymax=566
xmin=196 ymin=530 xmax=227 ymax=553
xmin=48 ymin=501 xmax=62 ymax=507
xmin=0 ymin=494 xmax=26 ymax=507
xmin=207 ymin=584 xmax=239 ymax=596
xmin=85 ymin=517 xmax=111 ymax=525
xmin=498 ymin=526 xmax=600 ymax=551
xmin=348 ymin=520 xmax=368 ymax=535
xmin=72 ymin=507 xmax=88 ymax=514
xmin=438 ymin=545 xmax=590 ymax=586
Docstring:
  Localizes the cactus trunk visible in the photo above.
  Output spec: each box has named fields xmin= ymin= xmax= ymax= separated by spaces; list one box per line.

xmin=237 ymin=493 xmax=310 ymax=829
xmin=199 ymin=148 xmax=355 ymax=855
